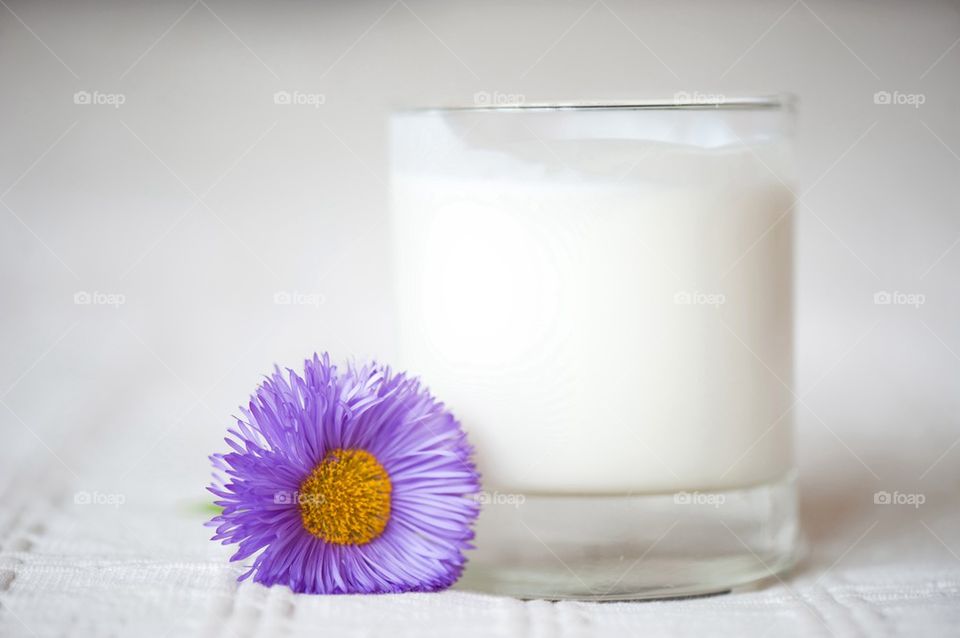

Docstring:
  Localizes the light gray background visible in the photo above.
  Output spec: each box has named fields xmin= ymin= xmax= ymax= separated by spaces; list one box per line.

xmin=1 ymin=1 xmax=958 ymax=636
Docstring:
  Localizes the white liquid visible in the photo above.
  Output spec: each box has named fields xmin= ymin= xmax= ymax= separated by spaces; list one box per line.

xmin=391 ymin=135 xmax=794 ymax=494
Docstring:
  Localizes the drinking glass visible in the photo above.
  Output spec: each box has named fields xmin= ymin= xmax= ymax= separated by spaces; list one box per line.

xmin=389 ymin=96 xmax=799 ymax=600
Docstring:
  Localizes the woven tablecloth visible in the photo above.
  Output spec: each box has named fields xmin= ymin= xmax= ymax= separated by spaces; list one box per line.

xmin=2 ymin=365 xmax=958 ymax=638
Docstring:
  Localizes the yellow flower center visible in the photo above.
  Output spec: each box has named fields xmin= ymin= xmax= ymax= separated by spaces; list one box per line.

xmin=298 ymin=448 xmax=392 ymax=545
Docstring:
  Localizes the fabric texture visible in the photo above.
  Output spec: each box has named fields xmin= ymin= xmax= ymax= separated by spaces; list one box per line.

xmin=1 ymin=372 xmax=958 ymax=638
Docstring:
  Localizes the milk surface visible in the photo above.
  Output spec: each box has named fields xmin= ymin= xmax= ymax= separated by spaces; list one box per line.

xmin=391 ymin=113 xmax=794 ymax=494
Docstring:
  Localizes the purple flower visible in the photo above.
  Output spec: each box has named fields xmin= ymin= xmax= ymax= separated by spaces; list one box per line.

xmin=207 ymin=353 xmax=480 ymax=594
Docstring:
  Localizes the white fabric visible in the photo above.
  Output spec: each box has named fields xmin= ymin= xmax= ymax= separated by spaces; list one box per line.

xmin=1 ymin=368 xmax=958 ymax=638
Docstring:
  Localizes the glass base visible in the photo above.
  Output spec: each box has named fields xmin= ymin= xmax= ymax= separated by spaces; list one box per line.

xmin=457 ymin=473 xmax=799 ymax=601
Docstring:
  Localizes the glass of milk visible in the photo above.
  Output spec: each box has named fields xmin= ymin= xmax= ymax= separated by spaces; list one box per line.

xmin=390 ymin=96 xmax=799 ymax=600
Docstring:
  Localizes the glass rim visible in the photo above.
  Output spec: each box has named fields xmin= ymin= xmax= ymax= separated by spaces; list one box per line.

xmin=396 ymin=94 xmax=796 ymax=113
